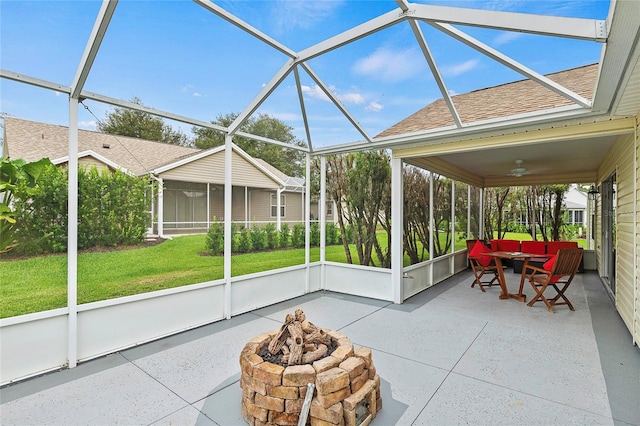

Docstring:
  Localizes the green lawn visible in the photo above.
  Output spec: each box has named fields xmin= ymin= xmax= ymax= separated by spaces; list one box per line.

xmin=0 ymin=232 xmax=472 ymax=319
xmin=0 ymin=235 xmax=389 ymax=318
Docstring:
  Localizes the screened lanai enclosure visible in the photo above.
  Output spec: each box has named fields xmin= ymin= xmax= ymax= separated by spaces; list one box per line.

xmin=1 ymin=0 xmax=639 ymax=387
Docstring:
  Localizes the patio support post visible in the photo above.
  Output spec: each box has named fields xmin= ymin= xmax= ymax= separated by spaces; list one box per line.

xmin=320 ymin=156 xmax=327 ymax=291
xmin=467 ymin=185 xmax=471 ymax=239
xmin=391 ymin=157 xmax=403 ymax=303
xmin=156 ymin=176 xmax=164 ymax=238
xmin=429 ymin=172 xmax=434 ymax=284
xmin=451 ymin=180 xmax=455 ymax=255
xmin=206 ymin=182 xmax=210 ymax=229
xmin=305 ymin=154 xmax=311 ymax=292
xmin=224 ymin=134 xmax=232 ymax=319
xmin=479 ymin=188 xmax=485 ymax=240
xmin=244 ymin=186 xmax=248 ymax=228
xmin=67 ymin=98 xmax=79 ymax=369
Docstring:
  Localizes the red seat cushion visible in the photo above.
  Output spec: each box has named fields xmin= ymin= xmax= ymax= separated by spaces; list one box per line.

xmin=546 ymin=241 xmax=578 ymax=255
xmin=497 ymin=239 xmax=520 ymax=252
xmin=522 ymin=241 xmax=546 ymax=255
xmin=470 ymin=240 xmax=492 ymax=267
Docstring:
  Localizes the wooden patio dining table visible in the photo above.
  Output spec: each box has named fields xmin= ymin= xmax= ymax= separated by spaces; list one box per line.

xmin=486 ymin=251 xmax=549 ymax=302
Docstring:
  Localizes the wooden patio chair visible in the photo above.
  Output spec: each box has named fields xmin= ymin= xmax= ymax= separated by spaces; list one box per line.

xmin=524 ymin=248 xmax=583 ymax=313
xmin=467 ymin=240 xmax=500 ymax=292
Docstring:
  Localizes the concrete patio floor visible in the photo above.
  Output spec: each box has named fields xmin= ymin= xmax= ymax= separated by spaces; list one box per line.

xmin=1 ymin=270 xmax=639 ymax=425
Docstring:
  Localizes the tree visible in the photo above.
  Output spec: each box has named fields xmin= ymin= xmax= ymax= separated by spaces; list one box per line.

xmin=98 ymin=97 xmax=191 ymax=146
xmin=325 ymin=151 xmax=391 ymax=268
xmin=192 ymin=113 xmax=306 ymax=177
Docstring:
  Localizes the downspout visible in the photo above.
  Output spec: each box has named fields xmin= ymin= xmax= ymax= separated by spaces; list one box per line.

xmin=151 ymin=175 xmax=164 ymax=238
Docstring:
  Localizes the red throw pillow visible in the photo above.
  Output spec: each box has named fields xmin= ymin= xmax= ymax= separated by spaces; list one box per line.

xmin=543 ymin=255 xmax=556 ymax=271
xmin=543 ymin=255 xmax=560 ymax=283
xmin=469 ymin=240 xmax=492 ymax=267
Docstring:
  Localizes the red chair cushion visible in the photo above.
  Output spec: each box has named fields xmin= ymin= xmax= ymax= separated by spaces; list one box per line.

xmin=543 ymin=255 xmax=560 ymax=283
xmin=546 ymin=241 xmax=578 ymax=255
xmin=470 ymin=240 xmax=492 ymax=267
xmin=522 ymin=241 xmax=546 ymax=255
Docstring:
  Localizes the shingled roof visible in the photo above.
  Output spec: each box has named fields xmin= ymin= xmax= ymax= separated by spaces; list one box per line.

xmin=377 ymin=63 xmax=598 ymax=138
xmin=3 ymin=116 xmax=200 ymax=176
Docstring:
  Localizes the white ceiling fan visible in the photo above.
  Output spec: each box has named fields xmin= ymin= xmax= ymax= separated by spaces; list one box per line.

xmin=509 ymin=160 xmax=528 ymax=177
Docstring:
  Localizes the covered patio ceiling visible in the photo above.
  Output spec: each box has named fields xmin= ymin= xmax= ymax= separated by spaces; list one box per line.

xmin=1 ymin=0 xmax=639 ymax=183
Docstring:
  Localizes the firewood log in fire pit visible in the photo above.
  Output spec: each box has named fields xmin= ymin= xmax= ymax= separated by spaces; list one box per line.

xmin=267 ymin=308 xmax=332 ymax=365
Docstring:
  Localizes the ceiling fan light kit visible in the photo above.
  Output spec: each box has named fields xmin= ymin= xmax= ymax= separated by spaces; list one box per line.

xmin=510 ymin=159 xmax=528 ymax=177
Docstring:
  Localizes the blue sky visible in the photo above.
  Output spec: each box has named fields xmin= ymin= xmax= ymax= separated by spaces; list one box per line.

xmin=0 ymin=0 xmax=611 ymax=148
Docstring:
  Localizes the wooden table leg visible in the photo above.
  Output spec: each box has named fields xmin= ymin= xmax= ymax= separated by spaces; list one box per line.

xmin=518 ymin=259 xmax=529 ymax=301
xmin=495 ymin=257 xmax=509 ymax=299
xmin=496 ymin=256 xmax=526 ymax=302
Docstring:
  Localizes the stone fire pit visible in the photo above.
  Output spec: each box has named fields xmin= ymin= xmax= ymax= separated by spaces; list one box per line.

xmin=240 ymin=309 xmax=381 ymax=425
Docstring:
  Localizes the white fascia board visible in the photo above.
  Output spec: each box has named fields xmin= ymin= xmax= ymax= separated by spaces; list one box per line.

xmin=312 ymin=106 xmax=606 ymax=156
xmin=411 ymin=3 xmax=607 ymax=41
xmin=193 ymin=0 xmax=296 ymax=58
xmin=53 ymin=150 xmax=134 ymax=176
xmin=71 ymin=0 xmax=118 ymax=99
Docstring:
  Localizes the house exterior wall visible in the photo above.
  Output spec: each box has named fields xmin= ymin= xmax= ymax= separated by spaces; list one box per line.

xmin=158 ymin=149 xmax=280 ymax=189
xmin=78 ymin=157 xmax=111 ymax=172
xmin=634 ymin=114 xmax=639 ymax=345
xmin=249 ymin=190 xmax=305 ymax=226
xmin=598 ymin=132 xmax=635 ymax=339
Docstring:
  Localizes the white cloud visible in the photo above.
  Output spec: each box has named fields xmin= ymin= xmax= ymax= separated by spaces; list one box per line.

xmin=338 ymin=92 xmax=365 ymax=105
xmin=301 ymin=84 xmax=330 ymax=102
xmin=271 ymin=0 xmax=342 ymax=34
xmin=442 ymin=59 xmax=480 ymax=77
xmin=352 ymin=47 xmax=426 ymax=82
xmin=193 ymin=92 xmax=202 ymax=97
xmin=302 ymin=84 xmax=370 ymax=107
xmin=79 ymin=120 xmax=97 ymax=130
xmin=365 ymin=101 xmax=383 ymax=112
xmin=494 ymin=31 xmax=523 ymax=45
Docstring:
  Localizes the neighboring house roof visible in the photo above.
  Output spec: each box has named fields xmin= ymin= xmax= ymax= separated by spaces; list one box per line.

xmin=3 ymin=116 xmax=200 ymax=176
xmin=377 ymin=64 xmax=598 ymax=138
xmin=52 ymin=149 xmax=133 ymax=175
xmin=3 ymin=116 xmax=298 ymax=189
xmin=565 ymin=185 xmax=588 ymax=209
xmin=254 ymin=158 xmax=305 ymax=191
